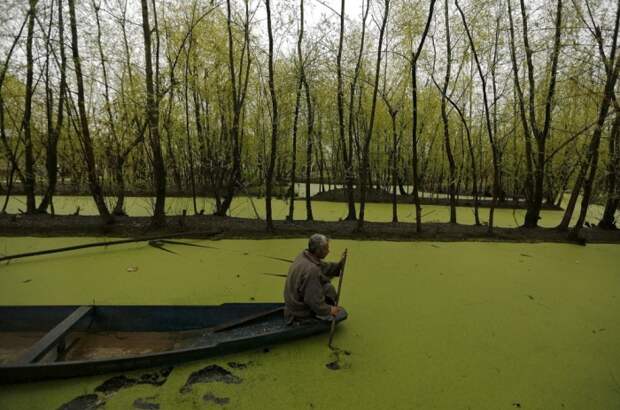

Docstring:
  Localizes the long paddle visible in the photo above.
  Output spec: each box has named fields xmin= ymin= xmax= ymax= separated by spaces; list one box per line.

xmin=328 ymin=248 xmax=348 ymax=348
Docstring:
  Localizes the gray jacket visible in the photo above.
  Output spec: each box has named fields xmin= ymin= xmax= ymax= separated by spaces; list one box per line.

xmin=283 ymin=250 xmax=342 ymax=322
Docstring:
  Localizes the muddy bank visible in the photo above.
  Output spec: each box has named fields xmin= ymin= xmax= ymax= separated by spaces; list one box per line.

xmin=0 ymin=213 xmax=618 ymax=244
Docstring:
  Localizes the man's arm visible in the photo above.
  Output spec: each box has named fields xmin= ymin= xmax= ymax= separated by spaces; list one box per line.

xmin=320 ymin=260 xmax=342 ymax=277
xmin=303 ymin=270 xmax=332 ymax=316
xmin=320 ymin=251 xmax=347 ymax=277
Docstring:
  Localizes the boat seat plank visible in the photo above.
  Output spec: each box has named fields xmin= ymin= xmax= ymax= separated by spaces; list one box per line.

xmin=16 ymin=306 xmax=93 ymax=364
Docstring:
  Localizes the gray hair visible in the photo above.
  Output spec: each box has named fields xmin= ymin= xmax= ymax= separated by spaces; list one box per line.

xmin=308 ymin=233 xmax=329 ymax=254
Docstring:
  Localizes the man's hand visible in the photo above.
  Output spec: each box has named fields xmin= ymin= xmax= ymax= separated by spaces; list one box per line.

xmin=330 ymin=305 xmax=342 ymax=316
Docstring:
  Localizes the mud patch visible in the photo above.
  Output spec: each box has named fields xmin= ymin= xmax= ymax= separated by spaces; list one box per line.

xmin=133 ymin=397 xmax=160 ymax=410
xmin=325 ymin=360 xmax=340 ymax=370
xmin=95 ymin=367 xmax=173 ymax=395
xmin=57 ymin=394 xmax=104 ymax=410
xmin=326 ymin=347 xmax=352 ymax=371
xmin=203 ymin=392 xmax=230 ymax=405
xmin=180 ymin=364 xmax=242 ymax=393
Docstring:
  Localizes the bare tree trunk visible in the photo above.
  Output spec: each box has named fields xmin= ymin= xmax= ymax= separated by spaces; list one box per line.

xmin=68 ymin=0 xmax=112 ymax=222
xmin=303 ymin=76 xmax=314 ymax=221
xmin=520 ymin=0 xmax=563 ymax=227
xmin=22 ymin=0 xmax=38 ymax=213
xmin=558 ymin=159 xmax=586 ymax=229
xmin=390 ymin=110 xmax=398 ymax=223
xmin=357 ymin=0 xmax=389 ymax=230
xmin=140 ymin=0 xmax=166 ymax=226
xmin=440 ymin=0 xmax=457 ymax=224
xmin=1 ymin=158 xmax=16 ymax=213
xmin=38 ymin=0 xmax=66 ymax=214
xmin=336 ymin=0 xmax=356 ymax=221
xmin=287 ymin=0 xmax=306 ymax=222
xmin=507 ymin=0 xmax=534 ymax=208
xmin=217 ymin=0 xmax=251 ymax=216
xmin=410 ymin=0 xmax=435 ymax=232
xmin=287 ymin=82 xmax=302 ymax=221
xmin=185 ymin=34 xmax=198 ymax=215
xmin=265 ymin=0 xmax=279 ymax=230
xmin=345 ymin=0 xmax=371 ymax=221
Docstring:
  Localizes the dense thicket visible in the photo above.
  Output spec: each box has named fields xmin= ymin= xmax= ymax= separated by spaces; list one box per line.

xmin=0 ymin=0 xmax=618 ymax=234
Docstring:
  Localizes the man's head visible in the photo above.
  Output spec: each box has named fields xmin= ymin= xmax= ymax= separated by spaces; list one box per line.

xmin=308 ymin=233 xmax=330 ymax=259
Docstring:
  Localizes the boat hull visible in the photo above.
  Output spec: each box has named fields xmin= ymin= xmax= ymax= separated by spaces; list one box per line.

xmin=0 ymin=304 xmax=347 ymax=384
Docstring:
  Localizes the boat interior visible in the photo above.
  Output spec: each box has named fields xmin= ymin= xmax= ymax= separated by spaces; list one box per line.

xmin=0 ymin=304 xmax=287 ymax=365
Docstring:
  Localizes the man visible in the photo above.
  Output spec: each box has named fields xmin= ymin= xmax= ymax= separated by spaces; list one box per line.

xmin=284 ymin=234 xmax=347 ymax=324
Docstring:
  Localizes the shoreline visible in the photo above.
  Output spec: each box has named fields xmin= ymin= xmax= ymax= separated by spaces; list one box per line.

xmin=1 ymin=214 xmax=618 ymax=244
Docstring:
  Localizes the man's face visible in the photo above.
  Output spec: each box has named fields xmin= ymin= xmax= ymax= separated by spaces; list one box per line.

xmin=318 ymin=241 xmax=330 ymax=259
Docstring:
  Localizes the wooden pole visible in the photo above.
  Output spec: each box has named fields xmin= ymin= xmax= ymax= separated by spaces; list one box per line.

xmin=328 ymin=248 xmax=348 ymax=348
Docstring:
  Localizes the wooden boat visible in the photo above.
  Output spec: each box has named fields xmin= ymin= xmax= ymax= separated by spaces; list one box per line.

xmin=0 ymin=303 xmax=347 ymax=384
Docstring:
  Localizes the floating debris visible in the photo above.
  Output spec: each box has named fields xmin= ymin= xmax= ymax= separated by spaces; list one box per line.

xmin=228 ymin=361 xmax=252 ymax=369
xmin=527 ymin=295 xmax=535 ymax=300
xmin=261 ymin=272 xmax=288 ymax=278
xmin=127 ymin=266 xmax=138 ymax=272
xmin=22 ymin=279 xmax=32 ymax=283
xmin=95 ymin=367 xmax=172 ymax=395
xmin=180 ymin=365 xmax=242 ymax=394
xmin=58 ymin=394 xmax=104 ymax=410
xmin=203 ymin=392 xmax=230 ymax=406
xmin=326 ymin=347 xmax=352 ymax=371
xmin=159 ymin=240 xmax=215 ymax=249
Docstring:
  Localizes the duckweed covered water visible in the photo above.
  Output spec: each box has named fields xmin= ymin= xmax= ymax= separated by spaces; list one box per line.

xmin=0 ymin=237 xmax=619 ymax=409
xmin=3 ymin=194 xmax=615 ymax=227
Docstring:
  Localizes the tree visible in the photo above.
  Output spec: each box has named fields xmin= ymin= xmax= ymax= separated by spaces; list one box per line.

xmin=357 ymin=0 xmax=390 ymax=230
xmin=265 ymin=0 xmax=279 ymax=230
xmin=456 ymin=0 xmax=500 ymax=232
xmin=68 ymin=0 xmax=112 ymax=222
xmin=569 ymin=0 xmax=620 ymax=238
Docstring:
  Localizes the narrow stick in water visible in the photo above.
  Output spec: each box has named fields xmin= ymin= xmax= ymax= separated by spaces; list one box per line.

xmin=328 ymin=248 xmax=348 ymax=348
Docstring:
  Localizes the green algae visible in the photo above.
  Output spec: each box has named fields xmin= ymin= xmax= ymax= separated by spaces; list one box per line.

xmin=1 ymin=237 xmax=619 ymax=409
xmin=4 ymin=194 xmax=615 ymax=228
